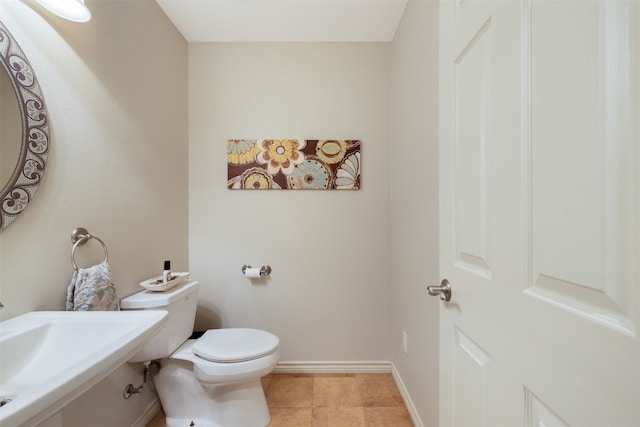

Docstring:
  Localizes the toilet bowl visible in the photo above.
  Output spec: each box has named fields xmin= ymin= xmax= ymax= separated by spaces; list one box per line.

xmin=120 ymin=281 xmax=279 ymax=427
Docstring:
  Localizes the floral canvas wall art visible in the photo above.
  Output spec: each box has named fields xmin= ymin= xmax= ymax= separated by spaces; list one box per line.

xmin=227 ymin=139 xmax=361 ymax=190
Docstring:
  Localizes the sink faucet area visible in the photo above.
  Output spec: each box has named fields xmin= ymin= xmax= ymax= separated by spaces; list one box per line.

xmin=0 ymin=310 xmax=167 ymax=427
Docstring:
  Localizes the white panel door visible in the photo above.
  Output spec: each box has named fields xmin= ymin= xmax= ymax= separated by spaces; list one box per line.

xmin=438 ymin=0 xmax=639 ymax=426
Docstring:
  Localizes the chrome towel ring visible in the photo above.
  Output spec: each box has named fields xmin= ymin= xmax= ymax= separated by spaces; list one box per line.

xmin=71 ymin=227 xmax=109 ymax=271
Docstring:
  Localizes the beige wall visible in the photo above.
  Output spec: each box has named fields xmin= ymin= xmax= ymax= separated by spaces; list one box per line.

xmin=389 ymin=1 xmax=440 ymax=425
xmin=188 ymin=43 xmax=392 ymax=362
xmin=0 ymin=0 xmax=188 ymax=425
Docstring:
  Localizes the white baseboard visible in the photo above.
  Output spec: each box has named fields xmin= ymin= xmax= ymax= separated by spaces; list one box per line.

xmin=273 ymin=361 xmax=422 ymax=427
xmin=273 ymin=360 xmax=392 ymax=374
xmin=391 ymin=363 xmax=424 ymax=427
xmin=131 ymin=398 xmax=162 ymax=427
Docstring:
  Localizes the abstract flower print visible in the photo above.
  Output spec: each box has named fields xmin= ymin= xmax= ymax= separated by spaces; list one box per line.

xmin=335 ymin=152 xmax=361 ymax=189
xmin=256 ymin=139 xmax=306 ymax=175
xmin=227 ymin=139 xmax=260 ymax=165
xmin=315 ymin=140 xmax=347 ymax=165
xmin=227 ymin=139 xmax=360 ymax=190
xmin=240 ymin=167 xmax=276 ymax=189
xmin=287 ymin=157 xmax=332 ymax=189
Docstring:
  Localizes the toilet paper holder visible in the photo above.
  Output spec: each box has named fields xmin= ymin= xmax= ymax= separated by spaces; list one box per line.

xmin=242 ymin=264 xmax=272 ymax=277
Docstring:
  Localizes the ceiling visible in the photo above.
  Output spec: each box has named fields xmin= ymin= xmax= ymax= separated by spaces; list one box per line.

xmin=155 ymin=0 xmax=409 ymax=42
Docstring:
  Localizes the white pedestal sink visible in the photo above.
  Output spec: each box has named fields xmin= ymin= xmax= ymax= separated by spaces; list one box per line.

xmin=0 ymin=310 xmax=167 ymax=427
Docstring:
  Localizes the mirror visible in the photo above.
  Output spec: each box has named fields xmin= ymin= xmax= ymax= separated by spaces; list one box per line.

xmin=1 ymin=62 xmax=21 ymax=184
xmin=0 ymin=21 xmax=50 ymax=230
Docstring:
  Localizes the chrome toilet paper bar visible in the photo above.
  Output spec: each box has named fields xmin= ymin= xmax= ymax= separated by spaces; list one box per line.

xmin=242 ymin=264 xmax=272 ymax=277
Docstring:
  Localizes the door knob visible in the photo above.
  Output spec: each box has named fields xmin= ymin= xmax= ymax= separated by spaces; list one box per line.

xmin=427 ymin=279 xmax=451 ymax=302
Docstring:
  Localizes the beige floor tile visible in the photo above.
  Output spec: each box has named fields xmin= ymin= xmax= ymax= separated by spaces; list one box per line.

xmin=312 ymin=407 xmax=366 ymax=427
xmin=146 ymin=409 xmax=167 ymax=427
xmin=266 ymin=374 xmax=314 ymax=408
xmin=364 ymin=406 xmax=414 ymax=427
xmin=268 ymin=407 xmax=313 ymax=426
xmin=313 ymin=375 xmax=362 ymax=407
xmin=148 ymin=373 xmax=413 ymax=427
xmin=357 ymin=374 xmax=405 ymax=407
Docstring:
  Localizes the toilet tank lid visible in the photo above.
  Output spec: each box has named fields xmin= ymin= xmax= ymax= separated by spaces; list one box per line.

xmin=120 ymin=280 xmax=199 ymax=309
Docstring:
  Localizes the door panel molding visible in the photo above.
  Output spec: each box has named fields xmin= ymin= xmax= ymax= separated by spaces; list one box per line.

xmin=523 ymin=0 xmax=638 ymax=337
xmin=453 ymin=327 xmax=491 ymax=427
xmin=453 ymin=19 xmax=493 ymax=280
xmin=525 ymin=274 xmax=634 ymax=336
xmin=525 ymin=388 xmax=569 ymax=427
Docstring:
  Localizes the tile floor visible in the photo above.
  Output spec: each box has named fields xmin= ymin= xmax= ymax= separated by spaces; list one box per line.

xmin=146 ymin=373 xmax=414 ymax=427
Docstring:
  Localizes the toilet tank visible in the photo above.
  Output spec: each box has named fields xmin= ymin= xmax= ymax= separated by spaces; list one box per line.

xmin=121 ymin=280 xmax=199 ymax=362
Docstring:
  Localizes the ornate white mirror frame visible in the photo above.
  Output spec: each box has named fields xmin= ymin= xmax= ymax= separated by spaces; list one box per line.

xmin=0 ymin=21 xmax=50 ymax=230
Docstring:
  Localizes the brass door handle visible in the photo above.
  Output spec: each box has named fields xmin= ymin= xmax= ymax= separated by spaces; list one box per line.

xmin=427 ymin=279 xmax=451 ymax=302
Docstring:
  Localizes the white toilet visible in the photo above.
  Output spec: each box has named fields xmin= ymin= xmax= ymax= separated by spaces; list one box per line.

xmin=120 ymin=280 xmax=280 ymax=427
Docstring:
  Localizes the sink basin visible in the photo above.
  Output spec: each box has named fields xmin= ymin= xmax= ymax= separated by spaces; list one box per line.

xmin=0 ymin=310 xmax=167 ymax=427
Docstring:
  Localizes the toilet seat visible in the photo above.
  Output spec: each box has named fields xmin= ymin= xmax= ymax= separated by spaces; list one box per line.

xmin=192 ymin=328 xmax=279 ymax=363
xmin=170 ymin=338 xmax=280 ymax=385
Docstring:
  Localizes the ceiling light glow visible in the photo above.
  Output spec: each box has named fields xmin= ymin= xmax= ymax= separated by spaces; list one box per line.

xmin=35 ymin=0 xmax=92 ymax=23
